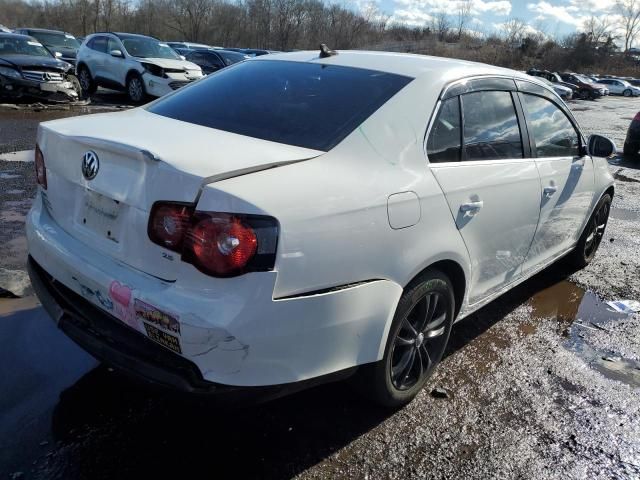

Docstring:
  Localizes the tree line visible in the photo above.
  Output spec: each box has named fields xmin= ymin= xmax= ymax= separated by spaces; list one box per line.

xmin=1 ymin=0 xmax=640 ymax=75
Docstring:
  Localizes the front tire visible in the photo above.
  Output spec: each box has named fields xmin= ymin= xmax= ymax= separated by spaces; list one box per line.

xmin=578 ymin=89 xmax=590 ymax=100
xmin=66 ymin=74 xmax=85 ymax=101
xmin=127 ymin=73 xmax=146 ymax=104
xmin=360 ymin=269 xmax=455 ymax=408
xmin=566 ymin=194 xmax=611 ymax=269
xmin=624 ymin=89 xmax=632 ymax=97
xmin=77 ymin=65 xmax=96 ymax=95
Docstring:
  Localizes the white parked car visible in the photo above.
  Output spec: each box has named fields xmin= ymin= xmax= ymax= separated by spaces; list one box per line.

xmin=597 ymin=78 xmax=640 ymax=97
xmin=27 ymin=50 xmax=616 ymax=407
xmin=76 ymin=32 xmax=203 ymax=102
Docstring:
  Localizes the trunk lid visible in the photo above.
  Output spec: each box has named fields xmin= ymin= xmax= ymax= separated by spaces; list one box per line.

xmin=37 ymin=108 xmax=321 ymax=280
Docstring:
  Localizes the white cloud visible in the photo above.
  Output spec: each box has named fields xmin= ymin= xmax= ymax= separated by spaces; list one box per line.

xmin=390 ymin=7 xmax=435 ymax=25
xmin=389 ymin=0 xmax=511 ymax=27
xmin=473 ymin=0 xmax=511 ymax=15
xmin=526 ymin=1 xmax=581 ymax=26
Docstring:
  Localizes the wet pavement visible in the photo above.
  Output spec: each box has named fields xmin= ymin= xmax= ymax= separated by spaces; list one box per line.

xmin=0 ymin=92 xmax=639 ymax=479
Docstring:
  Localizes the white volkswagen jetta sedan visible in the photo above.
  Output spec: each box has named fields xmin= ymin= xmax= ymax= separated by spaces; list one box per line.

xmin=27 ymin=49 xmax=616 ymax=407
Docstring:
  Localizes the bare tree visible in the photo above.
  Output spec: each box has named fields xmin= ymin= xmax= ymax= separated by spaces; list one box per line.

xmin=583 ymin=15 xmax=614 ymax=45
xmin=616 ymin=0 xmax=640 ymax=51
xmin=432 ymin=11 xmax=450 ymax=42
xmin=456 ymin=0 xmax=472 ymax=40
xmin=500 ymin=17 xmax=527 ymax=45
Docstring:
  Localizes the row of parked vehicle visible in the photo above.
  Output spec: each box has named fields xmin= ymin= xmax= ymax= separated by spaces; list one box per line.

xmin=0 ymin=26 xmax=277 ymax=103
xmin=527 ymin=68 xmax=640 ymax=101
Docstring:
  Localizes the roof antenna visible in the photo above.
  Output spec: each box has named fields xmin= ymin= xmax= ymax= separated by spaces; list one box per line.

xmin=319 ymin=44 xmax=337 ymax=58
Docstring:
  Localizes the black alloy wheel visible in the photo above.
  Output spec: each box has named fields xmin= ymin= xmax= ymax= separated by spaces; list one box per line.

xmin=390 ymin=291 xmax=449 ymax=391
xmin=567 ymin=194 xmax=611 ymax=269
xmin=357 ymin=269 xmax=455 ymax=408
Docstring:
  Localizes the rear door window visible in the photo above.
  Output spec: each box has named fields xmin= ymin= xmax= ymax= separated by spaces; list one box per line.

xmin=461 ymin=91 xmax=523 ymax=161
xmin=521 ymin=94 xmax=579 ymax=157
xmin=90 ymin=36 xmax=108 ymax=53
xmin=426 ymin=97 xmax=461 ymax=163
xmin=147 ymin=60 xmax=412 ymax=151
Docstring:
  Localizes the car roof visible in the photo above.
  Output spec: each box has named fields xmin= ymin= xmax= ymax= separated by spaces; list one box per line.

xmin=257 ymin=50 xmax=537 ymax=83
xmin=0 ymin=32 xmax=35 ymax=40
xmin=17 ymin=28 xmax=69 ymax=35
xmin=111 ymin=32 xmax=157 ymax=40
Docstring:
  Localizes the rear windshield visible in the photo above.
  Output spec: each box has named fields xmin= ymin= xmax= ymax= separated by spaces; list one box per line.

xmin=147 ymin=60 xmax=412 ymax=151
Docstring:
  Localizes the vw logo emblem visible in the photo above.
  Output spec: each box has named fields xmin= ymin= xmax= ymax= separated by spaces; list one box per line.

xmin=81 ymin=151 xmax=99 ymax=180
xmin=42 ymin=72 xmax=51 ymax=82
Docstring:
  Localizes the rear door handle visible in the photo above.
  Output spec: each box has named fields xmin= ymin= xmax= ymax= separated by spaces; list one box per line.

xmin=543 ymin=186 xmax=558 ymax=198
xmin=460 ymin=201 xmax=483 ymax=216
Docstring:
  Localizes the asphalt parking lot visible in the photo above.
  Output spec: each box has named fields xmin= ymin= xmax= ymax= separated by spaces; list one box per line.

xmin=0 ymin=93 xmax=639 ymax=479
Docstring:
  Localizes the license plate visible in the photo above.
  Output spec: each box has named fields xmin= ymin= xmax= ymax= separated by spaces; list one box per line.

xmin=143 ymin=322 xmax=182 ymax=354
xmin=79 ymin=189 xmax=122 ymax=242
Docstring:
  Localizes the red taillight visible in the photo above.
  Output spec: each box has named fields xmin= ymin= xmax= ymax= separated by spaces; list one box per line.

xmin=148 ymin=201 xmax=278 ymax=277
xmin=187 ymin=214 xmax=258 ymax=276
xmin=35 ymin=144 xmax=47 ymax=189
xmin=148 ymin=202 xmax=193 ymax=250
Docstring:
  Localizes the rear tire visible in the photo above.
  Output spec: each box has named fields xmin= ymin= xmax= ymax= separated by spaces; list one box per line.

xmin=566 ymin=194 xmax=611 ymax=269
xmin=357 ymin=269 xmax=455 ymax=408
xmin=77 ymin=65 xmax=96 ymax=95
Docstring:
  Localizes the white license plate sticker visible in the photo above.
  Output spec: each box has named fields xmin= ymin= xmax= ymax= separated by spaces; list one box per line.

xmin=80 ymin=190 xmax=122 ymax=242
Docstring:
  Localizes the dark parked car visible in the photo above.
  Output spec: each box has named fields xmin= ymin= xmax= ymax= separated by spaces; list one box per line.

xmin=0 ymin=32 xmax=81 ymax=101
xmin=624 ymin=112 xmax=640 ymax=159
xmin=225 ymin=48 xmax=276 ymax=56
xmin=527 ymin=68 xmax=580 ymax=95
xmin=184 ymin=48 xmax=248 ymax=74
xmin=559 ymin=72 xmax=608 ymax=100
xmin=13 ymin=28 xmax=80 ymax=65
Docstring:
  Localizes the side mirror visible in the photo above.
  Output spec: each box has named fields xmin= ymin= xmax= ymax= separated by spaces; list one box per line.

xmin=110 ymin=49 xmax=124 ymax=58
xmin=54 ymin=51 xmax=63 ymax=58
xmin=588 ymin=134 xmax=616 ymax=157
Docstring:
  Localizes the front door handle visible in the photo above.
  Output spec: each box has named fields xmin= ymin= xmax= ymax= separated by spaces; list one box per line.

xmin=460 ymin=201 xmax=483 ymax=217
xmin=543 ymin=185 xmax=558 ymax=198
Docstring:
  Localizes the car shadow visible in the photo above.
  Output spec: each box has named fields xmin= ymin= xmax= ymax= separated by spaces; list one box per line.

xmin=446 ymin=261 xmax=578 ymax=356
xmin=47 ymin=262 xmax=580 ymax=480
xmin=610 ymin=154 xmax=640 ymax=170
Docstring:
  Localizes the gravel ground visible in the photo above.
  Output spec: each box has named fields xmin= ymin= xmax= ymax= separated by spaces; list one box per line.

xmin=569 ymin=96 xmax=640 ymax=301
xmin=0 ymin=93 xmax=639 ymax=480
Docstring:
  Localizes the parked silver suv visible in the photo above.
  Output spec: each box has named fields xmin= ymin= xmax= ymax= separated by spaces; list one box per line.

xmin=76 ymin=32 xmax=203 ymax=102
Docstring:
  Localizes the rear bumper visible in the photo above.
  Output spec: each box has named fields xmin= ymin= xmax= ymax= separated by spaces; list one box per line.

xmin=28 ymin=256 xmax=219 ymax=393
xmin=28 ymin=257 xmax=357 ymax=401
xmin=26 ymin=192 xmax=401 ymax=387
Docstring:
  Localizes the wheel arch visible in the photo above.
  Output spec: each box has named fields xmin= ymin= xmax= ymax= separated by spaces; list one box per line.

xmin=405 ymin=258 xmax=467 ymax=320
xmin=604 ymin=184 xmax=614 ymax=199
xmin=75 ymin=60 xmax=89 ymax=75
xmin=125 ymin=68 xmax=143 ymax=83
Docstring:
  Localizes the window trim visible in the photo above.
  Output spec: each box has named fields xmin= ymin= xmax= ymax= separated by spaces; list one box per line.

xmin=424 ymin=75 xmax=585 ymax=166
xmin=460 ymin=90 xmax=528 ymax=162
xmin=517 ymin=91 xmax=583 ymax=159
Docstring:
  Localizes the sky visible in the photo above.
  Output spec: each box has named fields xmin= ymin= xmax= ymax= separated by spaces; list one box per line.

xmin=374 ymin=0 xmax=621 ymax=41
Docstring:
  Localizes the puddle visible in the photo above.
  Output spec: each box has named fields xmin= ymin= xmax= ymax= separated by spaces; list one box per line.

xmin=610 ymin=207 xmax=640 ymax=222
xmin=0 ymin=295 xmax=40 ymax=315
xmin=526 ymin=280 xmax=640 ymax=388
xmin=6 ymin=189 xmax=25 ymax=195
xmin=0 ymin=172 xmax=20 ymax=179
